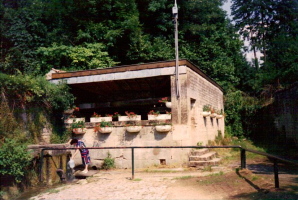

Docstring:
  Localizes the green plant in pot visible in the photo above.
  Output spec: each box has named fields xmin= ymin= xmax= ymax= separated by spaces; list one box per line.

xmin=94 ymin=121 xmax=113 ymax=134
xmin=71 ymin=121 xmax=86 ymax=134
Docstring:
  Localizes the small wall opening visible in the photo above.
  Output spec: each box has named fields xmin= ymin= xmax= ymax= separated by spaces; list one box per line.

xmin=190 ymin=98 xmax=196 ymax=109
xmin=160 ymin=159 xmax=166 ymax=165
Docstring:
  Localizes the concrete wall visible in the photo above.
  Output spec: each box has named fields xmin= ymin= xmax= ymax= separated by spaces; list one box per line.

xmin=186 ymin=68 xmax=225 ymax=145
xmin=272 ymin=83 xmax=298 ymax=145
xmin=72 ymin=126 xmax=190 ymax=169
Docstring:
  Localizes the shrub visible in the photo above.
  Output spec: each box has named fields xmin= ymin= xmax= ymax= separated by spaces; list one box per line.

xmin=0 ymin=139 xmax=32 ymax=182
xmin=101 ymin=152 xmax=115 ymax=170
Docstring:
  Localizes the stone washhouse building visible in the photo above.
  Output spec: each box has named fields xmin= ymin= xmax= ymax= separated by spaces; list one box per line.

xmin=49 ymin=59 xmax=225 ymax=168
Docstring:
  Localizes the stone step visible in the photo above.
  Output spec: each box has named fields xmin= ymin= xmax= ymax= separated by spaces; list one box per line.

xmin=190 ymin=148 xmax=209 ymax=156
xmin=189 ymin=158 xmax=222 ymax=167
xmin=189 ymin=151 xmax=217 ymax=161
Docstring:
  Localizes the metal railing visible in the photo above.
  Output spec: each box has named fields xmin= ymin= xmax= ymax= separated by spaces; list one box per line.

xmin=39 ymin=145 xmax=298 ymax=188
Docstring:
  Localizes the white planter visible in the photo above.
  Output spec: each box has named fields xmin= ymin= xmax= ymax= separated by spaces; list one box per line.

xmin=148 ymin=114 xmax=171 ymax=120
xmin=216 ymin=115 xmax=223 ymax=119
xmin=165 ymin=102 xmax=172 ymax=108
xmin=64 ymin=118 xmax=85 ymax=123
xmin=72 ymin=128 xmax=86 ymax=134
xmin=126 ymin=126 xmax=142 ymax=133
xmin=99 ymin=127 xmax=113 ymax=134
xmin=155 ymin=125 xmax=172 ymax=133
xmin=90 ymin=117 xmax=112 ymax=122
xmin=118 ymin=115 xmax=141 ymax=121
xmin=201 ymin=112 xmax=211 ymax=117
xmin=210 ymin=113 xmax=217 ymax=118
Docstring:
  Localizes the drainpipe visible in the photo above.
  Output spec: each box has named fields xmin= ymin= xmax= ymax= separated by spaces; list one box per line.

xmin=173 ymin=0 xmax=180 ymax=99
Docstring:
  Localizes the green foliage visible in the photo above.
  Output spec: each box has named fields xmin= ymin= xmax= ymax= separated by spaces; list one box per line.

xmin=102 ymin=152 xmax=115 ymax=170
xmin=224 ymin=89 xmax=261 ymax=137
xmin=0 ymin=139 xmax=32 ymax=182
xmin=71 ymin=121 xmax=85 ymax=129
xmin=36 ymin=43 xmax=118 ymax=73
xmin=0 ymin=73 xmax=74 ymax=142
xmin=203 ymin=105 xmax=211 ymax=112
xmin=231 ymin=0 xmax=298 ymax=88
xmin=99 ymin=121 xmax=113 ymax=128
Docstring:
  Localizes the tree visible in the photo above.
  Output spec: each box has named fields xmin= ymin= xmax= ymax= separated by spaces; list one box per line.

xmin=231 ymin=0 xmax=298 ymax=88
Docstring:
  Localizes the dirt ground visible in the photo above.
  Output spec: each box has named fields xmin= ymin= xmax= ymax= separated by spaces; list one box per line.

xmin=27 ymin=159 xmax=298 ymax=200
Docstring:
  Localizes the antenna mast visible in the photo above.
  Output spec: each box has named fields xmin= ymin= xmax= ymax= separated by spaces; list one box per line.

xmin=172 ymin=0 xmax=180 ymax=98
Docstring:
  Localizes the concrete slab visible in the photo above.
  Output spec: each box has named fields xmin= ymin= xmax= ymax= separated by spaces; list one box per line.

xmin=74 ymin=170 xmax=98 ymax=177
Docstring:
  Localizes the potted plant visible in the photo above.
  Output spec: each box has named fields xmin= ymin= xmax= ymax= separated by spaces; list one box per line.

xmin=210 ymin=107 xmax=217 ymax=118
xmin=94 ymin=121 xmax=113 ymax=134
xmin=202 ymin=104 xmax=211 ymax=117
xmin=155 ymin=120 xmax=172 ymax=133
xmin=216 ymin=109 xmax=224 ymax=119
xmin=65 ymin=114 xmax=85 ymax=124
xmin=125 ymin=121 xmax=142 ymax=133
xmin=90 ymin=112 xmax=112 ymax=122
xmin=71 ymin=121 xmax=86 ymax=134
xmin=159 ymin=97 xmax=171 ymax=108
xmin=64 ymin=106 xmax=85 ymax=123
xmin=118 ymin=111 xmax=141 ymax=121
xmin=147 ymin=110 xmax=171 ymax=120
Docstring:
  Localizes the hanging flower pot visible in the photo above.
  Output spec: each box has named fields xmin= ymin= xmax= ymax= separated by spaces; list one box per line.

xmin=216 ymin=115 xmax=223 ymax=119
xmin=99 ymin=127 xmax=113 ymax=134
xmin=155 ymin=125 xmax=172 ymax=133
xmin=126 ymin=126 xmax=142 ymax=133
xmin=165 ymin=102 xmax=172 ymax=108
xmin=201 ymin=111 xmax=211 ymax=117
xmin=210 ymin=113 xmax=217 ymax=118
xmin=72 ymin=128 xmax=86 ymax=134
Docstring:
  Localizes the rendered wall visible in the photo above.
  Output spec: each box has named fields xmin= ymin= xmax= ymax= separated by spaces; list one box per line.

xmin=71 ymin=126 xmax=190 ymax=169
xmin=71 ymin=67 xmax=224 ymax=168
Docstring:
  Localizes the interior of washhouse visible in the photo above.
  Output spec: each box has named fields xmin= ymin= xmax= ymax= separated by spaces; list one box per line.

xmin=69 ymin=75 xmax=172 ymax=122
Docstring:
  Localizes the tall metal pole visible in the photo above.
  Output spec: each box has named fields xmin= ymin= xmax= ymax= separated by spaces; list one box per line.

xmin=173 ymin=0 xmax=180 ymax=98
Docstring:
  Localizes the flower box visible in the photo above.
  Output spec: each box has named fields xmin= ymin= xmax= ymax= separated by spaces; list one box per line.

xmin=72 ymin=128 xmax=87 ymax=134
xmin=201 ymin=112 xmax=211 ymax=117
xmin=118 ymin=115 xmax=141 ymax=121
xmin=165 ymin=102 xmax=172 ymax=108
xmin=90 ymin=117 xmax=112 ymax=123
xmin=155 ymin=125 xmax=172 ymax=133
xmin=64 ymin=118 xmax=85 ymax=124
xmin=148 ymin=114 xmax=171 ymax=120
xmin=126 ymin=126 xmax=142 ymax=133
xmin=210 ymin=113 xmax=217 ymax=118
xmin=99 ymin=127 xmax=113 ymax=134
xmin=216 ymin=115 xmax=223 ymax=119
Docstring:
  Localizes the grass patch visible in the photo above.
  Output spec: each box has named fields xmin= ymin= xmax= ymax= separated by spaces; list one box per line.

xmin=47 ymin=188 xmax=60 ymax=194
xmin=174 ymin=175 xmax=193 ymax=180
xmin=202 ymin=166 xmax=212 ymax=172
xmin=208 ymin=171 xmax=224 ymax=176
xmin=251 ymin=175 xmax=259 ymax=181
xmin=142 ymin=169 xmax=179 ymax=173
xmin=132 ymin=178 xmax=142 ymax=181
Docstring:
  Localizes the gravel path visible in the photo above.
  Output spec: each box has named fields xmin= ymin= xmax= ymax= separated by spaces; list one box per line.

xmin=30 ymin=168 xmax=229 ymax=200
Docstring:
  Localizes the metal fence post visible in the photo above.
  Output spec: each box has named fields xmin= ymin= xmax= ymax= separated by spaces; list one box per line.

xmin=241 ymin=149 xmax=246 ymax=169
xmin=273 ymin=159 xmax=279 ymax=188
xmin=131 ymin=147 xmax=134 ymax=180
xmin=39 ymin=149 xmax=44 ymax=182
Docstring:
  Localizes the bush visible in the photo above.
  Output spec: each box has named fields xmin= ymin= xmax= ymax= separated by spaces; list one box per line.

xmin=101 ymin=152 xmax=115 ymax=170
xmin=0 ymin=139 xmax=32 ymax=182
